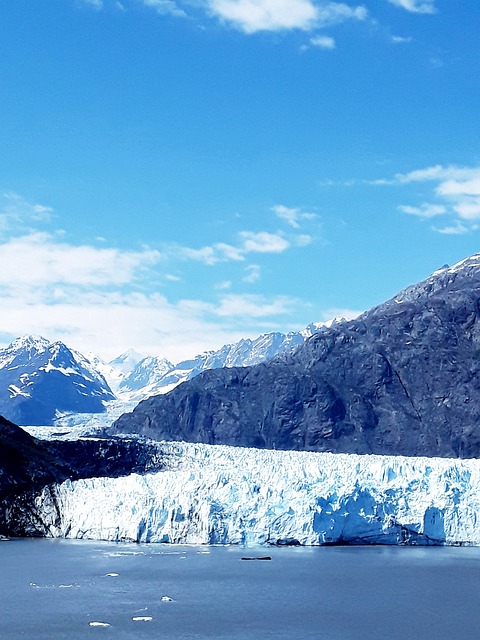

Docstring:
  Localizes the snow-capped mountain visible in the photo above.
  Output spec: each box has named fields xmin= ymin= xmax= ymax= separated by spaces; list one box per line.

xmin=114 ymin=321 xmax=328 ymax=401
xmin=0 ymin=336 xmax=115 ymax=426
xmin=118 ymin=355 xmax=174 ymax=395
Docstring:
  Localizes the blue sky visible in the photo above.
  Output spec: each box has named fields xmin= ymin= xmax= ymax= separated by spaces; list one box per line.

xmin=0 ymin=0 xmax=479 ymax=361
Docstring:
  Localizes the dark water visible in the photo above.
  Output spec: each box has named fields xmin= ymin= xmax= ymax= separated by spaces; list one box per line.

xmin=1 ymin=539 xmax=480 ymax=640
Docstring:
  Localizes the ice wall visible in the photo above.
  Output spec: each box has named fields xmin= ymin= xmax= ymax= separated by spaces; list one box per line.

xmin=37 ymin=442 xmax=480 ymax=546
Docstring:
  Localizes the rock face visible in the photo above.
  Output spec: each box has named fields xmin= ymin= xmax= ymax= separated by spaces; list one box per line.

xmin=0 ymin=336 xmax=114 ymax=425
xmin=0 ymin=416 xmax=164 ymax=536
xmin=109 ymin=255 xmax=480 ymax=459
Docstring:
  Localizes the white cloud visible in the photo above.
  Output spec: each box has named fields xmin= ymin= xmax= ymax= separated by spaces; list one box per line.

xmin=243 ymin=264 xmax=261 ymax=283
xmin=310 ymin=35 xmax=336 ymax=49
xmin=391 ymin=35 xmax=412 ymax=44
xmin=141 ymin=0 xmax=187 ymax=17
xmin=82 ymin=0 xmax=104 ymax=8
xmin=398 ymin=203 xmax=446 ymax=218
xmin=215 ymin=280 xmax=233 ymax=290
xmin=206 ymin=0 xmax=367 ymax=34
xmin=207 ymin=0 xmax=318 ymax=33
xmin=0 ymin=232 xmax=160 ymax=290
xmin=387 ymin=0 xmax=436 ymax=14
xmin=316 ymin=2 xmax=367 ymax=26
xmin=214 ymin=293 xmax=297 ymax=318
xmin=0 ymin=192 xmax=52 ymax=235
xmin=433 ymin=223 xmax=469 ymax=236
xmin=179 ymin=229 xmax=291 ymax=265
xmin=239 ymin=230 xmax=289 ymax=253
xmin=272 ymin=204 xmax=317 ymax=228
xmin=391 ymin=165 xmax=480 ymax=233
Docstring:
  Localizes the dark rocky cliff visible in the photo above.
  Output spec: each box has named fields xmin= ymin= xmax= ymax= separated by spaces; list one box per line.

xmin=0 ymin=416 xmax=163 ymax=536
xmin=109 ymin=255 xmax=480 ymax=459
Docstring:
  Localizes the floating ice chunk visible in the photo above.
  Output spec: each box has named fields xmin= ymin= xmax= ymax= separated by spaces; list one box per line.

xmin=104 ymin=573 xmax=119 ymax=577
xmin=132 ymin=616 xmax=153 ymax=622
xmin=160 ymin=596 xmax=173 ymax=602
xmin=89 ymin=621 xmax=111 ymax=627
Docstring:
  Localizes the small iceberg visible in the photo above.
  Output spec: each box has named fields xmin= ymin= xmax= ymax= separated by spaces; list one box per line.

xmin=132 ymin=616 xmax=153 ymax=622
xmin=89 ymin=621 xmax=111 ymax=627
xmin=104 ymin=573 xmax=119 ymax=577
xmin=161 ymin=596 xmax=173 ymax=602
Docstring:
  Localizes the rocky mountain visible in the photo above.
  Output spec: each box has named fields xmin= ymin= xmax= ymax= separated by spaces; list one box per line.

xmin=109 ymin=254 xmax=480 ymax=459
xmin=0 ymin=336 xmax=114 ymax=426
xmin=0 ymin=415 xmax=164 ymax=537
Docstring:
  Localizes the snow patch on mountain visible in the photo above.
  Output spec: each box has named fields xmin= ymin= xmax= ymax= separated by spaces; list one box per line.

xmin=110 ymin=321 xmax=333 ymax=402
xmin=0 ymin=336 xmax=115 ymax=425
xmin=37 ymin=442 xmax=480 ymax=546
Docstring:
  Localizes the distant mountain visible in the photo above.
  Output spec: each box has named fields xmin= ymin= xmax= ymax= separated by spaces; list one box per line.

xmin=0 ymin=336 xmax=114 ymax=425
xmin=114 ymin=321 xmax=327 ymax=400
xmin=109 ymin=254 xmax=480 ymax=459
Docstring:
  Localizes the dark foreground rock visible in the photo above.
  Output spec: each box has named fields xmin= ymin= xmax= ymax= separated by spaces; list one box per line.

xmin=0 ymin=416 xmax=163 ymax=536
xmin=109 ymin=255 xmax=480 ymax=459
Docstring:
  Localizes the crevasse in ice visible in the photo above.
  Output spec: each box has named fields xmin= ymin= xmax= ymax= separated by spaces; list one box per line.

xmin=37 ymin=442 xmax=480 ymax=546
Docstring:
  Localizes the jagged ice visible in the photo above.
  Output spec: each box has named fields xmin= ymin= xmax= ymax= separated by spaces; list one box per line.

xmin=37 ymin=442 xmax=480 ymax=546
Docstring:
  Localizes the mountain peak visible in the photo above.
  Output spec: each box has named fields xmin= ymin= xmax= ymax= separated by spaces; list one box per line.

xmin=8 ymin=335 xmax=51 ymax=352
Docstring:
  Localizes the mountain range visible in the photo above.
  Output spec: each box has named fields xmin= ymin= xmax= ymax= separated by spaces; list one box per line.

xmin=0 ymin=322 xmax=327 ymax=425
xmin=109 ymin=254 xmax=480 ymax=460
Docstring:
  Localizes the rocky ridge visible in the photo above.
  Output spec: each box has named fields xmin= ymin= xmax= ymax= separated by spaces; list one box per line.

xmin=109 ymin=254 xmax=480 ymax=459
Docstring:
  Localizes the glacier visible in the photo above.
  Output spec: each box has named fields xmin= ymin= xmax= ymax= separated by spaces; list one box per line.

xmin=36 ymin=441 xmax=480 ymax=546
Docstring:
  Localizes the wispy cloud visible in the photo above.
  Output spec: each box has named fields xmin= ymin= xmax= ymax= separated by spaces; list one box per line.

xmin=433 ymin=223 xmax=470 ymax=236
xmin=239 ymin=230 xmax=289 ymax=253
xmin=379 ymin=164 xmax=480 ymax=234
xmin=0 ymin=192 xmax=53 ymax=236
xmin=243 ymin=264 xmax=261 ymax=283
xmin=391 ymin=35 xmax=412 ymax=44
xmin=397 ymin=203 xmax=446 ymax=219
xmin=387 ymin=0 xmax=436 ymax=14
xmin=82 ymin=0 xmax=104 ymax=8
xmin=140 ymin=0 xmax=187 ymax=17
xmin=178 ymin=230 xmax=291 ymax=265
xmin=272 ymin=204 xmax=317 ymax=228
xmin=214 ymin=293 xmax=297 ymax=318
xmin=309 ymin=35 xmax=336 ymax=49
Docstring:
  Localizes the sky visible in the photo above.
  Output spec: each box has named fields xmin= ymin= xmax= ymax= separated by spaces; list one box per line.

xmin=0 ymin=0 xmax=479 ymax=362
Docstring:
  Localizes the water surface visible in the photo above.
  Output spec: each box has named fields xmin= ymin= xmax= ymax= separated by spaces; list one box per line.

xmin=1 ymin=539 xmax=480 ymax=639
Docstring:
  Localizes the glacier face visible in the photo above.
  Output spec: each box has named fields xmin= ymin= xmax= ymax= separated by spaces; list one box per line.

xmin=37 ymin=442 xmax=480 ymax=546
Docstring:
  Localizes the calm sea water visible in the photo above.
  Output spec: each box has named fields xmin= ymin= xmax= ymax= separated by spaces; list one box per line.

xmin=1 ymin=539 xmax=480 ymax=640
